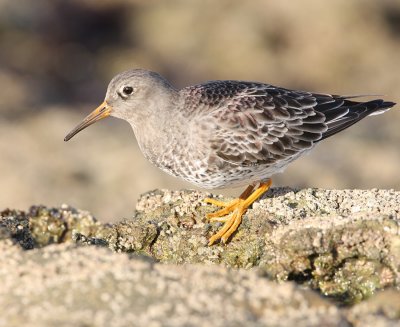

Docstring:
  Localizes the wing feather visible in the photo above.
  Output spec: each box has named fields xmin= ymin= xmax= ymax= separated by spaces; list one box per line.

xmin=181 ymin=81 xmax=395 ymax=168
xmin=191 ymin=82 xmax=327 ymax=166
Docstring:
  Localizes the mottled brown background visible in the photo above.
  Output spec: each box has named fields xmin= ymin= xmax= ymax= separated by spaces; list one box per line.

xmin=0 ymin=0 xmax=399 ymax=222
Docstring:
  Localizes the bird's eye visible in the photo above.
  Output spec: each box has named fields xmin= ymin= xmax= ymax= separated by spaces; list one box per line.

xmin=122 ymin=86 xmax=134 ymax=95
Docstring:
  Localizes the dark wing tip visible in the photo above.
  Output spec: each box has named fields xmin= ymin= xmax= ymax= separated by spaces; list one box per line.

xmin=317 ymin=97 xmax=395 ymax=141
xmin=381 ymin=101 xmax=396 ymax=109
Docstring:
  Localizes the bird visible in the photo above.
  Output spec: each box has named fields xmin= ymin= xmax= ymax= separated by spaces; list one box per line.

xmin=64 ymin=69 xmax=395 ymax=245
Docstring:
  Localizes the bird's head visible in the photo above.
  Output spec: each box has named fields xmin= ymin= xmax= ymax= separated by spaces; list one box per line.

xmin=64 ymin=69 xmax=176 ymax=141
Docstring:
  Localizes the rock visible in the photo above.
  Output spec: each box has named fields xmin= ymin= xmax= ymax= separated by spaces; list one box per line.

xmin=0 ymin=205 xmax=106 ymax=249
xmin=1 ymin=187 xmax=399 ymax=326
xmin=111 ymin=188 xmax=400 ymax=304
xmin=0 ymin=243 xmax=345 ymax=327
xmin=347 ymin=289 xmax=400 ymax=327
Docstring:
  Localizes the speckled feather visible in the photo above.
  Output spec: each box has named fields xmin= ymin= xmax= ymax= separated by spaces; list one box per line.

xmin=175 ymin=80 xmax=394 ymax=188
xmin=83 ymin=70 xmax=394 ymax=189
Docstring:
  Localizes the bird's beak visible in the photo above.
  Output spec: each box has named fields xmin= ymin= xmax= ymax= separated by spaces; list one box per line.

xmin=64 ymin=101 xmax=112 ymax=141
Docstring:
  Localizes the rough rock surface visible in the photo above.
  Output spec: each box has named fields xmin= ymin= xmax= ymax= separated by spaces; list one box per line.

xmin=1 ymin=188 xmax=399 ymax=326
xmin=0 ymin=244 xmax=346 ymax=327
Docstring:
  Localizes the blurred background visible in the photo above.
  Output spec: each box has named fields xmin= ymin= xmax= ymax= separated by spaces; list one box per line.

xmin=0 ymin=0 xmax=399 ymax=222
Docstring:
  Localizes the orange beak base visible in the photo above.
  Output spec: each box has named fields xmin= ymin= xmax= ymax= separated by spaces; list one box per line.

xmin=64 ymin=101 xmax=111 ymax=141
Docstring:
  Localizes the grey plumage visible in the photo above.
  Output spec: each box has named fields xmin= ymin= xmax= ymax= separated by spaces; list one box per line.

xmin=66 ymin=69 xmax=396 ymax=189
xmin=182 ymin=81 xmax=393 ymax=163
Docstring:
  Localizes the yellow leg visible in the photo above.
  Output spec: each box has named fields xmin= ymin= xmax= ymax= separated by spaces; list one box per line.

xmin=204 ymin=184 xmax=254 ymax=221
xmin=204 ymin=198 xmax=240 ymax=220
xmin=205 ymin=180 xmax=272 ymax=245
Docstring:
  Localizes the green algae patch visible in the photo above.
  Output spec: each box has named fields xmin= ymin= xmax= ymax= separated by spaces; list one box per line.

xmin=1 ymin=205 xmax=109 ymax=248
xmin=29 ymin=205 xmax=109 ymax=247
xmin=260 ymin=217 xmax=399 ymax=304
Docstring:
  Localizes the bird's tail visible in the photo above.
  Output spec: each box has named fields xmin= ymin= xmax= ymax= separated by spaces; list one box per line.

xmin=316 ymin=97 xmax=396 ymax=141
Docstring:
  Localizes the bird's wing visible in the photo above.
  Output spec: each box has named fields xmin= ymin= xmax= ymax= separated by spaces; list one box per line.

xmin=188 ymin=81 xmax=394 ymax=167
xmin=189 ymin=81 xmax=326 ymax=166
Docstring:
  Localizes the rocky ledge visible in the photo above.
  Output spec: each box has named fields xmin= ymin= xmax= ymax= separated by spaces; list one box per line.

xmin=1 ymin=188 xmax=400 ymax=326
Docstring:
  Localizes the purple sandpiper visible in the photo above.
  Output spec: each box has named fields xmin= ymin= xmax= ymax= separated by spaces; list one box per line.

xmin=65 ymin=69 xmax=396 ymax=245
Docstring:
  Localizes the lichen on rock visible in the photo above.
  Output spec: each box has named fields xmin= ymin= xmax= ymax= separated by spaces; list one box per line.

xmin=1 ymin=204 xmax=106 ymax=248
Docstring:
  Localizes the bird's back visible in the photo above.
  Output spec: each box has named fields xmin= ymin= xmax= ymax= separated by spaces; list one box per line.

xmin=174 ymin=81 xmax=395 ymax=188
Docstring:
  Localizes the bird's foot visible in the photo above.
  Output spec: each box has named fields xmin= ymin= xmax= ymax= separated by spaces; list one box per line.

xmin=206 ymin=201 xmax=246 ymax=245
xmin=203 ymin=198 xmax=241 ymax=221
xmin=204 ymin=180 xmax=272 ymax=245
